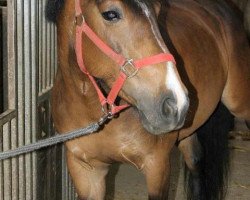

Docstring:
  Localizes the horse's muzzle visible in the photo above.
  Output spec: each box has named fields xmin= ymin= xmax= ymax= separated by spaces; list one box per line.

xmin=138 ymin=92 xmax=189 ymax=135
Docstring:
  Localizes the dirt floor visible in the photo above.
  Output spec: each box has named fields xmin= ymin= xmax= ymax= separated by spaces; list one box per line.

xmin=105 ymin=119 xmax=250 ymax=200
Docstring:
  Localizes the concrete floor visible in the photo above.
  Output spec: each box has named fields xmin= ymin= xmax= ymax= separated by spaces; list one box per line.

xmin=105 ymin=120 xmax=250 ymax=200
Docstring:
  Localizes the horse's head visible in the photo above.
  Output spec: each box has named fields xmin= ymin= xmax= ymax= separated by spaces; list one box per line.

xmin=63 ymin=0 xmax=189 ymax=134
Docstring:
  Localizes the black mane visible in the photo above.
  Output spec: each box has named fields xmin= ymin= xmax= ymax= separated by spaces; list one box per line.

xmin=45 ymin=0 xmax=65 ymax=23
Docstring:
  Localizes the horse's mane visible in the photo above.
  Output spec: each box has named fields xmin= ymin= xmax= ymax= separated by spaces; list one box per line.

xmin=45 ymin=0 xmax=162 ymax=23
xmin=46 ymin=0 xmax=65 ymax=23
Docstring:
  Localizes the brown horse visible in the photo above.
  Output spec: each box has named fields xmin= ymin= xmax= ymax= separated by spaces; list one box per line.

xmin=46 ymin=0 xmax=250 ymax=199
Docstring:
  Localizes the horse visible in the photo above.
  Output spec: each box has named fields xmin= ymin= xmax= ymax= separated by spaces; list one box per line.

xmin=46 ymin=0 xmax=250 ymax=199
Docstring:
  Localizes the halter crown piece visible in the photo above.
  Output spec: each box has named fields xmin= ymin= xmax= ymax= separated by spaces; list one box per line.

xmin=74 ymin=0 xmax=176 ymax=117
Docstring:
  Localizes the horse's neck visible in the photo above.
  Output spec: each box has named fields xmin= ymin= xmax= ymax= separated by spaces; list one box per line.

xmin=52 ymin=58 xmax=103 ymax=132
xmin=51 ymin=1 xmax=107 ymax=132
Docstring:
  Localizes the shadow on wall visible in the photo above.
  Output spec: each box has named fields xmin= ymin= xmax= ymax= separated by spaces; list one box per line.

xmin=0 ymin=2 xmax=7 ymax=113
xmin=0 ymin=6 xmax=4 ymax=113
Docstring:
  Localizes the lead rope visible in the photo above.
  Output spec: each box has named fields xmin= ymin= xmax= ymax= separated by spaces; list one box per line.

xmin=0 ymin=113 xmax=112 ymax=161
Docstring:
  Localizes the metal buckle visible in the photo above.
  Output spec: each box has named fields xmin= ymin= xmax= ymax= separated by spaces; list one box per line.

xmin=120 ymin=59 xmax=138 ymax=78
xmin=75 ymin=15 xmax=85 ymax=26
xmin=98 ymin=105 xmax=114 ymax=126
xmin=98 ymin=113 xmax=113 ymax=126
xmin=101 ymin=105 xmax=114 ymax=118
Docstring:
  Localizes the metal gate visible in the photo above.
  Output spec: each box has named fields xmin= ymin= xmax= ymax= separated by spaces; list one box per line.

xmin=0 ymin=0 xmax=77 ymax=199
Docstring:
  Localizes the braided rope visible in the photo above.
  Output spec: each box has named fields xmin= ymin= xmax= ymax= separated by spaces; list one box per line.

xmin=0 ymin=123 xmax=100 ymax=161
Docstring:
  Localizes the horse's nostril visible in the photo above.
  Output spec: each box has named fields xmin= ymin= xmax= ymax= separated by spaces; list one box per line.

xmin=162 ymin=95 xmax=178 ymax=119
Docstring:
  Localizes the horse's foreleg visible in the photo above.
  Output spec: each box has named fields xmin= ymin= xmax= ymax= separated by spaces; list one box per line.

xmin=178 ymin=133 xmax=203 ymax=199
xmin=143 ymin=150 xmax=171 ymax=200
xmin=66 ymin=151 xmax=109 ymax=200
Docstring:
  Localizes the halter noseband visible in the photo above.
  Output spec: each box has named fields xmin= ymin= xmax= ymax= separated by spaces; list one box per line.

xmin=74 ymin=0 xmax=176 ymax=117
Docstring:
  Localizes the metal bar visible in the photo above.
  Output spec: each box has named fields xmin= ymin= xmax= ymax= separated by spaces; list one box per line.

xmin=47 ymin=148 xmax=52 ymax=199
xmin=3 ymin=122 xmax=11 ymax=200
xmin=23 ymin=0 xmax=32 ymax=199
xmin=51 ymin=147 xmax=57 ymax=199
xmin=0 ymin=110 xmax=16 ymax=126
xmin=38 ymin=0 xmax=42 ymax=94
xmin=71 ymin=182 xmax=75 ymax=200
xmin=68 ymin=174 xmax=72 ymax=200
xmin=11 ymin=118 xmax=18 ymax=200
xmin=51 ymin=24 xmax=55 ymax=86
xmin=1 ymin=5 xmax=8 ymax=112
xmin=4 ymin=1 xmax=64 ymax=200
xmin=7 ymin=0 xmax=16 ymax=109
xmin=73 ymin=182 xmax=77 ymax=199
xmin=38 ymin=87 xmax=52 ymax=102
xmin=16 ymin=0 xmax=26 ymax=199
xmin=71 ymin=178 xmax=76 ymax=200
xmin=66 ymin=152 xmax=69 ymax=200
xmin=7 ymin=0 xmax=16 ymax=111
xmin=30 ymin=0 xmax=38 ymax=199
xmin=0 ymin=6 xmax=4 ymax=114
xmin=48 ymin=101 xmax=54 ymax=199
xmin=46 ymin=18 xmax=51 ymax=89
xmin=7 ymin=1 xmax=18 ymax=200
xmin=54 ymin=25 xmax=58 ymax=82
xmin=62 ymin=147 xmax=67 ymax=200
xmin=0 ymin=127 xmax=3 ymax=200
xmin=42 ymin=0 xmax=46 ymax=92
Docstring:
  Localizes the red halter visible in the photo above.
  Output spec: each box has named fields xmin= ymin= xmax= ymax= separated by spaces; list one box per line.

xmin=75 ymin=0 xmax=176 ymax=116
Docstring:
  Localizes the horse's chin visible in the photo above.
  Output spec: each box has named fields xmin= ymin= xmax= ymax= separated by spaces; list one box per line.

xmin=138 ymin=110 xmax=178 ymax=135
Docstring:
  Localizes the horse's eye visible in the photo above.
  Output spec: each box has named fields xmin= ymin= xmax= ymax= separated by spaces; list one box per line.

xmin=102 ymin=10 xmax=121 ymax=22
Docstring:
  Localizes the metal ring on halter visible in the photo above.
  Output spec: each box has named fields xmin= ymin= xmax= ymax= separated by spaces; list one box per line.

xmin=75 ymin=14 xmax=85 ymax=26
xmin=120 ymin=59 xmax=138 ymax=78
xmin=101 ymin=104 xmax=114 ymax=118
xmin=98 ymin=113 xmax=112 ymax=126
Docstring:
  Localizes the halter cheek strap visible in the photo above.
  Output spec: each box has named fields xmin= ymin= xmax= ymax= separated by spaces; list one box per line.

xmin=74 ymin=0 xmax=176 ymax=116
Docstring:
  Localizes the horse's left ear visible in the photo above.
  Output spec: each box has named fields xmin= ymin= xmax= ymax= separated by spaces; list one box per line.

xmin=153 ymin=1 xmax=161 ymax=16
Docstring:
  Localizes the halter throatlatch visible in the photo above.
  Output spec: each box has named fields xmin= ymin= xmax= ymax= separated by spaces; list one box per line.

xmin=74 ymin=0 xmax=176 ymax=117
